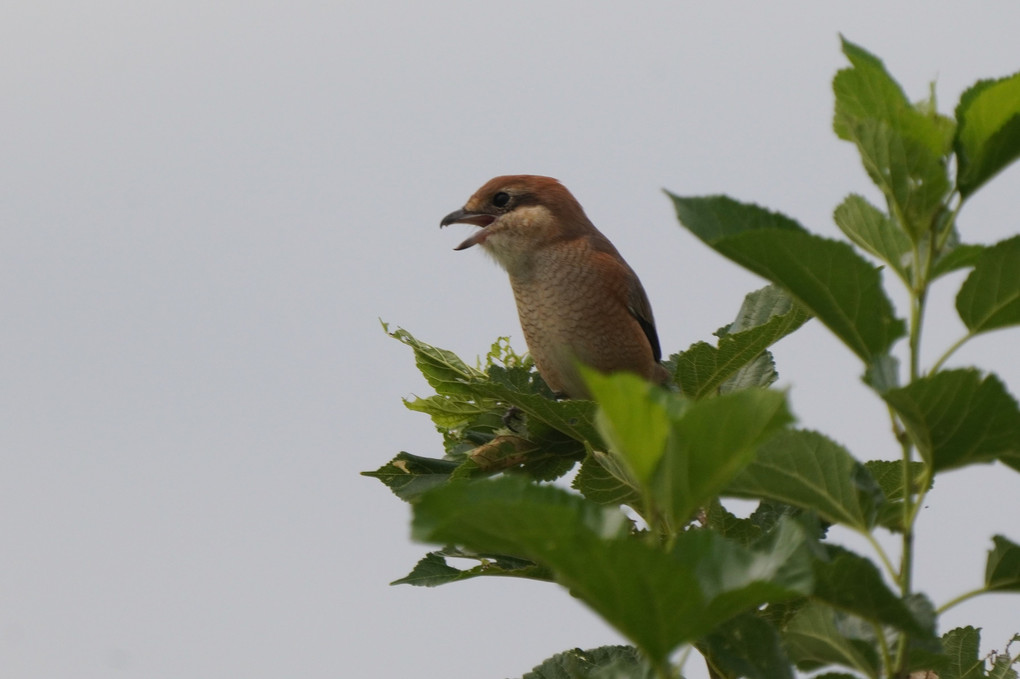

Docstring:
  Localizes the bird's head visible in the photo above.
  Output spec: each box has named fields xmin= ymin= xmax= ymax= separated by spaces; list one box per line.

xmin=440 ymin=175 xmax=593 ymax=271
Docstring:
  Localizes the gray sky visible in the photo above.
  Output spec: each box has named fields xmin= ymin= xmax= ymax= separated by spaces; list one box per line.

xmin=3 ymin=2 xmax=1019 ymax=678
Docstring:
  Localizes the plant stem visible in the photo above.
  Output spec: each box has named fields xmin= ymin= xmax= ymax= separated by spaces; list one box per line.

xmin=929 ymin=331 xmax=973 ymax=373
xmin=903 ymin=465 xmax=934 ymax=530
xmin=936 ymin=586 xmax=988 ymax=615
xmin=908 ymin=248 xmax=930 ymax=382
xmin=874 ymin=620 xmax=894 ymax=672
xmin=893 ymin=227 xmax=938 ymax=673
xmin=863 ymin=530 xmax=898 ymax=582
xmin=893 ymin=427 xmax=916 ymax=672
xmin=933 ymin=199 xmax=964 ymax=255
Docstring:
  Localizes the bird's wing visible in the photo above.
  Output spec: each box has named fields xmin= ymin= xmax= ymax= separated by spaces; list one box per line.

xmin=625 ymin=274 xmax=663 ymax=362
xmin=588 ymin=238 xmax=664 ymax=363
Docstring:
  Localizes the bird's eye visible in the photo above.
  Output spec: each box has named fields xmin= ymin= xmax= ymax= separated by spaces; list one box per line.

xmin=492 ymin=191 xmax=511 ymax=208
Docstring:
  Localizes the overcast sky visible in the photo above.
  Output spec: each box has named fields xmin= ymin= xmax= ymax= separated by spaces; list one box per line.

xmin=3 ymin=3 xmax=1020 ymax=678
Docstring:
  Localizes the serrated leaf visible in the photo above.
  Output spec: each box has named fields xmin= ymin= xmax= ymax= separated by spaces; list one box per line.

xmin=784 ymin=601 xmax=880 ymax=677
xmin=986 ymin=535 xmax=1020 ymax=592
xmin=863 ymin=460 xmax=929 ymax=500
xmin=519 ymin=645 xmax=655 ymax=679
xmin=392 ymin=550 xmax=550 ymax=587
xmin=834 ymin=38 xmax=953 ymax=240
xmin=584 ymin=370 xmax=671 ymax=484
xmin=813 ymin=546 xmax=933 ymax=636
xmin=389 ymin=326 xmax=603 ymax=447
xmin=955 ymin=71 xmax=1020 ymax=198
xmin=957 ymin=235 xmax=1020 ymax=335
xmin=469 ymin=382 xmax=601 ymax=445
xmin=833 ymin=39 xmax=915 ymax=142
xmin=704 ymin=501 xmax=765 ymax=546
xmin=940 ymin=626 xmax=984 ymax=679
xmin=361 ymin=452 xmax=459 ymax=502
xmin=882 ymin=369 xmax=1020 ymax=472
xmin=404 ymin=393 xmax=492 ymax=429
xmin=750 ymin=501 xmax=808 ymax=540
xmin=698 ymin=613 xmax=794 ymax=679
xmin=412 ymin=477 xmax=812 ymax=666
xmin=582 ymin=371 xmax=792 ymax=527
xmin=834 ymin=38 xmax=953 ymax=157
xmin=864 ymin=459 xmax=929 ymax=532
xmin=670 ymin=285 xmax=811 ymax=399
xmin=458 ymin=433 xmax=581 ymax=480
xmin=667 ymin=194 xmax=905 ymax=362
xmin=573 ymin=451 xmax=644 ymax=510
xmin=864 ymin=353 xmax=901 ymax=392
xmin=729 ymin=285 xmax=810 ymax=334
xmin=932 ymin=243 xmax=986 ymax=280
xmin=726 ymin=430 xmax=881 ymax=531
xmin=904 ymin=593 xmax=942 ymax=659
xmin=722 ymin=351 xmax=778 ymax=393
xmin=833 ymin=194 xmax=912 ymax=282
xmin=840 ymin=118 xmax=950 ymax=239
xmin=654 ymin=388 xmax=793 ymax=527
xmin=387 ymin=325 xmax=486 ymax=394
xmin=664 ymin=192 xmax=804 ymax=239
xmin=990 ymin=654 xmax=1020 ymax=679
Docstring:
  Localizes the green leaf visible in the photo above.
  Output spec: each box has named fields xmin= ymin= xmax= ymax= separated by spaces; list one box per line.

xmin=584 ymin=370 xmax=672 ymax=484
xmin=721 ymin=351 xmax=778 ymax=393
xmin=389 ymin=325 xmax=603 ymax=446
xmin=932 ymin=242 xmax=987 ymax=280
xmin=483 ymin=388 xmax=601 ymax=447
xmin=834 ymin=38 xmax=953 ymax=157
xmin=904 ymin=593 xmax=941 ymax=657
xmin=812 ymin=546 xmax=933 ymax=637
xmin=939 ymin=626 xmax=984 ymax=679
xmin=667 ymin=194 xmax=905 ymax=362
xmin=573 ymin=450 xmax=644 ymax=510
xmin=833 ymin=38 xmax=914 ymax=142
xmin=784 ymin=601 xmax=880 ymax=677
xmin=986 ymin=535 xmax=1020 ymax=592
xmin=726 ymin=430 xmax=881 ymax=531
xmin=698 ymin=613 xmax=794 ymax=679
xmin=882 ymin=369 xmax=1020 ymax=472
xmin=361 ymin=452 xmax=458 ymax=502
xmin=411 ymin=477 xmax=812 ymax=666
xmin=664 ymin=192 xmax=804 ymax=239
xmin=864 ymin=459 xmax=927 ymax=500
xmin=519 ymin=645 xmax=655 ymax=679
xmin=839 ymin=118 xmax=950 ymax=240
xmin=581 ymin=371 xmax=792 ymax=527
xmin=864 ymin=353 xmax=901 ymax=392
xmin=833 ymin=193 xmax=911 ymax=282
xmin=955 ymin=71 xmax=1020 ymax=198
xmin=990 ymin=653 xmax=1020 ymax=679
xmin=669 ymin=285 xmax=812 ymax=399
xmin=391 ymin=550 xmax=550 ymax=587
xmin=386 ymin=325 xmax=486 ymax=395
xmin=957 ymin=235 xmax=1020 ymax=335
xmin=654 ymin=388 xmax=793 ymax=527
xmin=703 ymin=501 xmax=765 ymax=547
xmin=864 ymin=459 xmax=929 ymax=532
xmin=455 ymin=432 xmax=581 ymax=480
xmin=404 ymin=393 xmax=491 ymax=429
xmin=833 ymin=38 xmax=953 ymax=239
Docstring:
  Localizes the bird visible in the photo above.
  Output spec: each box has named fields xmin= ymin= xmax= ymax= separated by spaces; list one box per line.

xmin=440 ymin=175 xmax=670 ymax=399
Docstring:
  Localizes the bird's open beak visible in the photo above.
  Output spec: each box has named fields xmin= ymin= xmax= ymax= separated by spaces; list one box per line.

xmin=440 ymin=208 xmax=494 ymax=228
xmin=439 ymin=209 xmax=497 ymax=250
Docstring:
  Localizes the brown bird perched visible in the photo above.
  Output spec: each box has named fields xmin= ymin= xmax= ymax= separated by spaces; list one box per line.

xmin=440 ymin=175 xmax=670 ymax=399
